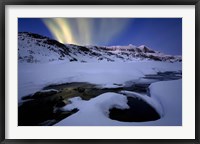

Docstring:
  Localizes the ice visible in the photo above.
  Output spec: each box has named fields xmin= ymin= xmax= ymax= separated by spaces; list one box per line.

xmin=36 ymin=89 xmax=59 ymax=93
xmin=18 ymin=61 xmax=181 ymax=101
xmin=19 ymin=61 xmax=182 ymax=126
xmin=55 ymin=80 xmax=181 ymax=126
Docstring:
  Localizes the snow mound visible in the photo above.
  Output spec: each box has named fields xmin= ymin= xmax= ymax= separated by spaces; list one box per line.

xmin=119 ymin=90 xmax=164 ymax=117
xmin=55 ymin=80 xmax=182 ymax=126
xmin=55 ymin=93 xmax=129 ymax=126
xmin=149 ymin=79 xmax=182 ymax=125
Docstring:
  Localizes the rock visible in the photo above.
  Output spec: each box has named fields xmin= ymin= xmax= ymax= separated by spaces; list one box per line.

xmin=76 ymin=87 xmax=85 ymax=93
xmin=32 ymin=89 xmax=59 ymax=99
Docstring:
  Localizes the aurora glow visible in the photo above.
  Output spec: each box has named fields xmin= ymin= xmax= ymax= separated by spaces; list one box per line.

xmin=42 ymin=18 xmax=130 ymax=46
xmin=18 ymin=18 xmax=182 ymax=55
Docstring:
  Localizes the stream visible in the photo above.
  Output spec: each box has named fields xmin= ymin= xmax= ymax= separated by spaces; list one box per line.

xmin=18 ymin=71 xmax=182 ymax=126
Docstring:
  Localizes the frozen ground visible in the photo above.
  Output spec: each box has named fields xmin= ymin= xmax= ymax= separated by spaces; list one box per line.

xmin=18 ymin=61 xmax=182 ymax=126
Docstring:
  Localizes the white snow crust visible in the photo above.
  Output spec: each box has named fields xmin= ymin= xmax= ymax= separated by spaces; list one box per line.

xmin=18 ymin=61 xmax=182 ymax=126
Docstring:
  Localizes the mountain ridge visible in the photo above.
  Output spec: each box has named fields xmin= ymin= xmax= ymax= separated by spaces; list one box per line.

xmin=18 ymin=32 xmax=182 ymax=63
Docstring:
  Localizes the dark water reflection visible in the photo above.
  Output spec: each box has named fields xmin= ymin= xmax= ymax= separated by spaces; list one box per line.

xmin=18 ymin=71 xmax=182 ymax=125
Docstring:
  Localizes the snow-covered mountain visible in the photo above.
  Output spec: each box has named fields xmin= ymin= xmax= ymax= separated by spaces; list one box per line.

xmin=18 ymin=32 xmax=182 ymax=63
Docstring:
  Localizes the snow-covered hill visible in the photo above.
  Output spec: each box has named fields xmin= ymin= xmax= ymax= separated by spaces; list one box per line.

xmin=18 ymin=32 xmax=182 ymax=63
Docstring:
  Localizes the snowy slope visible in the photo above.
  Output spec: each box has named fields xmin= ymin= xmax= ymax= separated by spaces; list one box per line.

xmin=18 ymin=32 xmax=78 ymax=63
xmin=18 ymin=32 xmax=182 ymax=63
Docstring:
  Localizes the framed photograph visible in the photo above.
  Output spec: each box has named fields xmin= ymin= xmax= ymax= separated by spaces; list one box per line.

xmin=0 ymin=0 xmax=199 ymax=143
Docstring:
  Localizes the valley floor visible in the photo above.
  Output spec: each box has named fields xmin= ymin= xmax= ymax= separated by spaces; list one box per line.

xmin=18 ymin=61 xmax=182 ymax=126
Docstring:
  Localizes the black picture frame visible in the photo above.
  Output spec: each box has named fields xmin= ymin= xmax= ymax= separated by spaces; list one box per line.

xmin=0 ymin=0 xmax=199 ymax=143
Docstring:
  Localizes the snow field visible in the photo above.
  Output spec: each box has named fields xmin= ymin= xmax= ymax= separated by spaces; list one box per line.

xmin=19 ymin=61 xmax=182 ymax=126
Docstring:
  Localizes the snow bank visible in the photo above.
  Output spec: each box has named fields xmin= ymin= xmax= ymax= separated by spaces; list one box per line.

xmin=18 ymin=61 xmax=181 ymax=101
xmin=119 ymin=90 xmax=164 ymax=117
xmin=120 ymin=80 xmax=182 ymax=126
xmin=54 ymin=80 xmax=182 ymax=126
xmin=55 ymin=93 xmax=129 ymax=126
xmin=18 ymin=60 xmax=182 ymax=126
xmin=149 ymin=79 xmax=182 ymax=125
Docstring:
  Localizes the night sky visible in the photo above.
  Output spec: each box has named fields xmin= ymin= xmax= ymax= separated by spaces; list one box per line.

xmin=18 ymin=18 xmax=182 ymax=55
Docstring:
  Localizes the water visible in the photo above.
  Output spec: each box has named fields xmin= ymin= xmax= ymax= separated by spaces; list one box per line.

xmin=18 ymin=71 xmax=182 ymax=126
xmin=109 ymin=97 xmax=160 ymax=122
